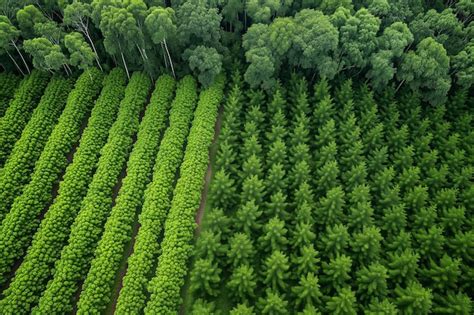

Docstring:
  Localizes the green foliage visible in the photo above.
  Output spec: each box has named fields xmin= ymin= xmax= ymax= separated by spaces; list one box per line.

xmin=325 ymin=287 xmax=357 ymax=315
xmin=0 ymin=69 xmax=103 ymax=289
xmin=322 ymin=255 xmax=352 ymax=292
xmin=421 ymin=254 xmax=461 ymax=291
xmin=64 ymin=32 xmax=95 ymax=70
xmin=77 ymin=75 xmax=175 ymax=313
xmin=23 ymin=37 xmax=67 ymax=71
xmin=259 ymin=216 xmax=288 ymax=252
xmin=263 ymin=250 xmax=290 ymax=291
xmin=144 ymin=76 xmax=224 ymax=314
xmin=184 ymin=45 xmax=223 ymax=87
xmin=227 ymin=233 xmax=256 ymax=267
xmin=292 ymin=272 xmax=323 ymax=308
xmin=0 ymin=69 xmax=125 ymax=314
xmin=227 ymin=264 xmax=257 ymax=301
xmin=258 ymin=289 xmax=288 ymax=314
xmin=292 ymin=245 xmax=321 ymax=276
xmin=36 ymin=72 xmax=150 ymax=314
xmin=365 ymin=299 xmax=398 ymax=315
xmin=0 ymin=76 xmax=71 ymax=223
xmin=0 ymin=70 xmax=49 ymax=167
xmin=397 ymin=37 xmax=451 ymax=105
xmin=0 ymin=73 xmax=19 ymax=117
xmin=234 ymin=200 xmax=262 ymax=235
xmin=321 ymin=224 xmax=350 ymax=258
xmin=388 ymin=249 xmax=420 ymax=285
xmin=116 ymin=76 xmax=197 ymax=314
xmin=394 ymin=281 xmax=433 ymax=315
xmin=356 ymin=262 xmax=388 ymax=303
xmin=352 ymin=226 xmax=383 ymax=265
xmin=190 ymin=258 xmax=222 ymax=297
xmin=339 ymin=8 xmax=381 ymax=69
xmin=315 ymin=185 xmax=345 ymax=227
xmin=230 ymin=304 xmax=256 ymax=315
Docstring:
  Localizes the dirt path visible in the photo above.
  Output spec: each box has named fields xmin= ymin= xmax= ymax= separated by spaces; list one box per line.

xmin=194 ymin=104 xmax=224 ymax=229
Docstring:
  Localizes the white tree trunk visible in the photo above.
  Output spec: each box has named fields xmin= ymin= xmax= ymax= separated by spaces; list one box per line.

xmin=11 ymin=40 xmax=30 ymax=74
xmin=121 ymin=51 xmax=130 ymax=79
xmin=83 ymin=26 xmax=103 ymax=71
xmin=5 ymin=49 xmax=25 ymax=76
xmin=163 ymin=39 xmax=175 ymax=78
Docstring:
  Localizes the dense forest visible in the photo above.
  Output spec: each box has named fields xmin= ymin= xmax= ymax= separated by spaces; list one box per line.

xmin=0 ymin=0 xmax=472 ymax=314
xmin=0 ymin=0 xmax=472 ymax=103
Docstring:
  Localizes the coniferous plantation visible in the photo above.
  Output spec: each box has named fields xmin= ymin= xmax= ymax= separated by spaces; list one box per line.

xmin=0 ymin=1 xmax=473 ymax=314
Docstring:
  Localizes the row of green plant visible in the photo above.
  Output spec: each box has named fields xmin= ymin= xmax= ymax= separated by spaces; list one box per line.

xmin=0 ymin=70 xmax=49 ymax=166
xmin=0 ymin=73 xmax=20 ymax=117
xmin=0 ymin=68 xmax=103 ymax=287
xmin=186 ymin=72 xmax=473 ymax=314
xmin=116 ymin=75 xmax=198 ymax=314
xmin=0 ymin=76 xmax=72 ymax=223
xmin=77 ymin=74 xmax=176 ymax=313
xmin=35 ymin=72 xmax=151 ymax=314
xmin=0 ymin=68 xmax=127 ymax=314
xmin=144 ymin=75 xmax=225 ymax=313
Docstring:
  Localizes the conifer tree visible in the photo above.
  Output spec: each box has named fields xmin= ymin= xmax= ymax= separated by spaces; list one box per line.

xmin=394 ymin=281 xmax=432 ymax=315
xmin=315 ymin=186 xmax=345 ymax=227
xmin=432 ymin=292 xmax=472 ymax=315
xmin=204 ymin=208 xmax=232 ymax=237
xmin=414 ymin=225 xmax=445 ymax=260
xmin=242 ymin=154 xmax=264 ymax=179
xmin=292 ymin=245 xmax=321 ymax=277
xmin=191 ymin=299 xmax=218 ymax=315
xmin=230 ymin=304 xmax=255 ymax=315
xmin=292 ymin=272 xmax=323 ymax=308
xmin=381 ymin=204 xmax=407 ymax=237
xmin=258 ymin=289 xmax=288 ymax=314
xmin=194 ymin=231 xmax=226 ymax=261
xmin=356 ymin=263 xmax=388 ymax=303
xmin=365 ymin=299 xmax=398 ymax=315
xmin=386 ymin=230 xmax=413 ymax=255
xmin=351 ymin=226 xmax=383 ymax=265
xmin=190 ymin=258 xmax=222 ymax=297
xmin=388 ymin=249 xmax=420 ymax=285
xmin=266 ymin=192 xmax=289 ymax=220
xmin=321 ymin=224 xmax=350 ymax=259
xmin=291 ymin=222 xmax=316 ymax=249
xmin=216 ymin=140 xmax=238 ymax=175
xmin=325 ymin=287 xmax=357 ymax=315
xmin=209 ymin=170 xmax=237 ymax=210
xmin=322 ymin=255 xmax=352 ymax=293
xmin=421 ymin=254 xmax=461 ymax=291
xmin=266 ymin=163 xmax=287 ymax=194
xmin=234 ymin=200 xmax=262 ymax=236
xmin=227 ymin=264 xmax=258 ymax=301
xmin=259 ymin=217 xmax=288 ymax=253
xmin=263 ymin=251 xmax=290 ymax=291
xmin=240 ymin=175 xmax=265 ymax=206
xmin=227 ymin=233 xmax=256 ymax=268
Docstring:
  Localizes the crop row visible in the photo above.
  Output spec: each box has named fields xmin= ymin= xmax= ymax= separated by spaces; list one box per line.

xmin=144 ymin=75 xmax=225 ymax=313
xmin=0 ymin=69 xmax=127 ymax=314
xmin=0 ymin=76 xmax=73 ymax=222
xmin=0 ymin=70 xmax=50 ymax=166
xmin=77 ymin=74 xmax=176 ymax=314
xmin=116 ymin=76 xmax=198 ymax=314
xmin=0 ymin=68 xmax=103 ymax=286
xmin=0 ymin=73 xmax=20 ymax=118
xmin=35 ymin=72 xmax=152 ymax=314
